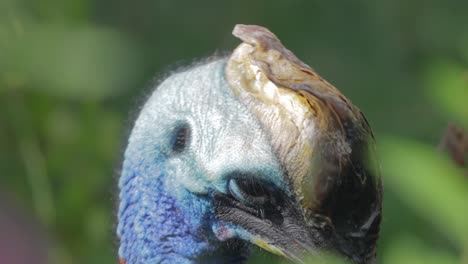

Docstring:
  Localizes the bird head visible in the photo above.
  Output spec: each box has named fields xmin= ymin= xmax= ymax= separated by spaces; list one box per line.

xmin=117 ymin=25 xmax=382 ymax=264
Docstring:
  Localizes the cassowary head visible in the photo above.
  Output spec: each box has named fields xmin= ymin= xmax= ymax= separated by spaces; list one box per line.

xmin=117 ymin=25 xmax=382 ymax=264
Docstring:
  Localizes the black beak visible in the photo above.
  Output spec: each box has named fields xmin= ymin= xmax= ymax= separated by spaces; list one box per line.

xmin=214 ymin=192 xmax=330 ymax=263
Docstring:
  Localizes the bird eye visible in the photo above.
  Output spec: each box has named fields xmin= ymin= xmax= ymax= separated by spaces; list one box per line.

xmin=228 ymin=177 xmax=272 ymax=206
xmin=171 ymin=123 xmax=191 ymax=153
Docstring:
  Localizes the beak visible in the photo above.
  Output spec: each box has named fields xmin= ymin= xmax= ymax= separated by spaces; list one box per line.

xmin=214 ymin=193 xmax=327 ymax=263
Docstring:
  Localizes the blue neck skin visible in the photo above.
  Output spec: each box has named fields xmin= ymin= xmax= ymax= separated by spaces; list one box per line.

xmin=117 ymin=156 xmax=248 ymax=263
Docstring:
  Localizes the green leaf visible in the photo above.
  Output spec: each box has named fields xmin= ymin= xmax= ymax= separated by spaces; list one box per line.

xmin=378 ymin=135 xmax=468 ymax=247
xmin=424 ymin=61 xmax=468 ymax=128
xmin=384 ymin=236 xmax=458 ymax=264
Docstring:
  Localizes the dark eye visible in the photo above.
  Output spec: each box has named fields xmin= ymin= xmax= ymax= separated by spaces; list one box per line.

xmin=171 ymin=123 xmax=191 ymax=153
xmin=228 ymin=177 xmax=273 ymax=206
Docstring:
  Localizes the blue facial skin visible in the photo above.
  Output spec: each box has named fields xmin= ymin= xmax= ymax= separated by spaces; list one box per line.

xmin=118 ymin=155 xmax=213 ymax=263
xmin=117 ymin=59 xmax=285 ymax=263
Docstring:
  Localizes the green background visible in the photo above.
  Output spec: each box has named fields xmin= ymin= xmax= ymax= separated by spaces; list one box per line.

xmin=1 ymin=0 xmax=467 ymax=263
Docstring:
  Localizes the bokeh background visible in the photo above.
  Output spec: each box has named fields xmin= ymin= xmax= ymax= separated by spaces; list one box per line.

xmin=1 ymin=0 xmax=467 ymax=263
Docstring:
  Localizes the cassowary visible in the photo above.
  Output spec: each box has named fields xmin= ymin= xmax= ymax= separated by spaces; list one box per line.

xmin=117 ymin=25 xmax=382 ymax=264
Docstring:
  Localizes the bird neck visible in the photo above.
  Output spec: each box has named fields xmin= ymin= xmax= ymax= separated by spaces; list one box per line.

xmin=117 ymin=158 xmax=249 ymax=263
xmin=117 ymin=159 xmax=211 ymax=263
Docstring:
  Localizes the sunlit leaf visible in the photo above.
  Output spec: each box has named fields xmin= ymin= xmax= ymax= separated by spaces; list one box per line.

xmin=378 ymin=135 xmax=468 ymax=247
xmin=301 ymin=254 xmax=350 ymax=264
xmin=424 ymin=61 xmax=468 ymax=127
xmin=383 ymin=236 xmax=458 ymax=264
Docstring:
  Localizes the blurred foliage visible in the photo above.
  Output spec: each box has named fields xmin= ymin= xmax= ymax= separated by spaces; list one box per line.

xmin=379 ymin=136 xmax=468 ymax=246
xmin=0 ymin=0 xmax=467 ymax=263
xmin=424 ymin=61 xmax=468 ymax=127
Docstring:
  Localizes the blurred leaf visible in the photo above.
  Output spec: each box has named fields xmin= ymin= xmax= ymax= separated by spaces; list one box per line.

xmin=85 ymin=206 xmax=110 ymax=245
xmin=424 ymin=61 xmax=468 ymax=127
xmin=248 ymin=248 xmax=283 ymax=264
xmin=378 ymin=135 xmax=468 ymax=247
xmin=384 ymin=236 xmax=458 ymax=264
xmin=1 ymin=24 xmax=141 ymax=100
xmin=300 ymin=254 xmax=349 ymax=264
